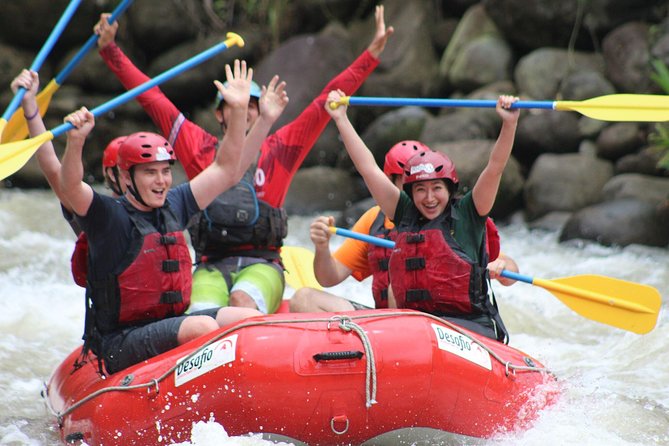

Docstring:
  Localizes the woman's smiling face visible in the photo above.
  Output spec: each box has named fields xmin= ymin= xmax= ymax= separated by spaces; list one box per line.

xmin=411 ymin=179 xmax=450 ymax=220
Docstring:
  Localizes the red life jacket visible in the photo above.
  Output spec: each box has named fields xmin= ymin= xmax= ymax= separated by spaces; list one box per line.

xmin=367 ymin=213 xmax=500 ymax=311
xmin=366 ymin=209 xmax=396 ymax=309
xmin=485 ymin=217 xmax=500 ymax=262
xmin=70 ymin=232 xmax=89 ymax=287
xmin=388 ymin=211 xmax=489 ymax=317
xmin=86 ymin=201 xmax=193 ymax=336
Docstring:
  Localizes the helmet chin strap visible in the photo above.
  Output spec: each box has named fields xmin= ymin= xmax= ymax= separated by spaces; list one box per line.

xmin=127 ymin=168 xmax=149 ymax=208
xmin=109 ymin=168 xmax=123 ymax=197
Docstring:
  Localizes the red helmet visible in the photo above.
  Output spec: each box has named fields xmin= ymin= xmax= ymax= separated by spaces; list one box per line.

xmin=118 ymin=132 xmax=176 ymax=171
xmin=383 ymin=140 xmax=431 ymax=176
xmin=403 ymin=150 xmax=459 ymax=193
xmin=102 ymin=136 xmax=126 ymax=168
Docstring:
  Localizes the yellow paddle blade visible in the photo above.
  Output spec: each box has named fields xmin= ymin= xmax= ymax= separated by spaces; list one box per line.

xmin=534 ymin=274 xmax=661 ymax=334
xmin=0 ymin=131 xmax=54 ymax=181
xmin=281 ymin=246 xmax=322 ymax=290
xmin=556 ymin=94 xmax=669 ymax=122
xmin=1 ymin=79 xmax=60 ymax=144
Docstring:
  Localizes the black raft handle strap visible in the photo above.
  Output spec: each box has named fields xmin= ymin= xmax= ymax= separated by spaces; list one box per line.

xmin=313 ymin=351 xmax=364 ymax=362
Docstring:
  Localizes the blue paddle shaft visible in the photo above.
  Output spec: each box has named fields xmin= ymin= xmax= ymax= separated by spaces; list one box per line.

xmin=333 ymin=226 xmax=528 ymax=281
xmin=50 ymin=39 xmax=235 ymax=138
xmin=333 ymin=227 xmax=396 ymax=249
xmin=1 ymin=0 xmax=83 ymax=121
xmin=55 ymin=0 xmax=135 ymax=84
xmin=498 ymin=270 xmax=533 ymax=284
xmin=347 ymin=97 xmax=556 ymax=110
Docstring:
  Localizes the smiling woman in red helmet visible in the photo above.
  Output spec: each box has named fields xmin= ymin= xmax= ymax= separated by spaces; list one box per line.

xmin=57 ymin=60 xmax=265 ymax=375
xmin=290 ymin=140 xmax=428 ymax=312
xmin=290 ymin=141 xmax=518 ymax=314
xmin=326 ymin=90 xmax=520 ymax=343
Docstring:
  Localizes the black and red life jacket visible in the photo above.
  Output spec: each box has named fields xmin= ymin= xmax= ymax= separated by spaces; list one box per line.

xmin=366 ymin=209 xmax=396 ymax=309
xmin=189 ymin=168 xmax=288 ymax=262
xmin=71 ymin=232 xmax=88 ymax=287
xmin=84 ymin=200 xmax=193 ymax=340
xmin=389 ymin=207 xmax=507 ymax=342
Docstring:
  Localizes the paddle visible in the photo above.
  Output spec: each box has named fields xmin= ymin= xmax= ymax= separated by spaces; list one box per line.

xmin=329 ymin=226 xmax=661 ymax=334
xmin=281 ymin=246 xmax=323 ymax=290
xmin=0 ymin=32 xmax=244 ymax=181
xmin=329 ymin=94 xmax=669 ymax=122
xmin=2 ymin=0 xmax=135 ymax=143
xmin=0 ymin=0 xmax=83 ymax=140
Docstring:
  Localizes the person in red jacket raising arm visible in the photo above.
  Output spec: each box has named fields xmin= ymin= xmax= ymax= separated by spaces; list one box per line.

xmin=94 ymin=5 xmax=394 ymax=316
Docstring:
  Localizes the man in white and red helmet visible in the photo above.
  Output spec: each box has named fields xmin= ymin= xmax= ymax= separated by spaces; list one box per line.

xmin=58 ymin=60 xmax=264 ymax=375
xmin=326 ymin=90 xmax=520 ymax=343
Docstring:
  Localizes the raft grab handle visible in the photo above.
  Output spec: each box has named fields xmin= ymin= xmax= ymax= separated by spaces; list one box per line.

xmin=313 ymin=350 xmax=364 ymax=362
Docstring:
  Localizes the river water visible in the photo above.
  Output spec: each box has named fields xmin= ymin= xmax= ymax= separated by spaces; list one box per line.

xmin=0 ymin=188 xmax=667 ymax=446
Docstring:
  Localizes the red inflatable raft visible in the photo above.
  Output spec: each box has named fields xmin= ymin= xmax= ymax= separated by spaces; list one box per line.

xmin=44 ymin=309 xmax=558 ymax=445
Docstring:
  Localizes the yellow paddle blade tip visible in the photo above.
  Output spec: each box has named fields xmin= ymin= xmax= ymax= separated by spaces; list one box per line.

xmin=542 ymin=275 xmax=661 ymax=334
xmin=0 ymin=131 xmax=55 ymax=180
xmin=555 ymin=94 xmax=669 ymax=122
xmin=225 ymin=32 xmax=244 ymax=48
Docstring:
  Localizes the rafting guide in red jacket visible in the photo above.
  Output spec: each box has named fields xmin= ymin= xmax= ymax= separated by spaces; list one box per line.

xmin=94 ymin=5 xmax=394 ymax=316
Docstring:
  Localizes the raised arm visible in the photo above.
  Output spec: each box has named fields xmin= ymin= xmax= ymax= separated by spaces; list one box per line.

xmin=190 ymin=60 xmax=251 ymax=209
xmin=12 ymin=70 xmax=70 ymax=207
xmin=472 ymin=95 xmax=519 ymax=216
xmin=367 ymin=5 xmax=394 ymax=59
xmin=60 ymin=107 xmax=95 ymax=215
xmin=309 ymin=215 xmax=354 ymax=286
xmin=59 ymin=108 xmax=96 ymax=216
xmin=242 ymin=75 xmax=289 ymax=169
xmin=94 ymin=13 xmax=118 ymax=49
xmin=325 ymin=89 xmax=399 ymax=218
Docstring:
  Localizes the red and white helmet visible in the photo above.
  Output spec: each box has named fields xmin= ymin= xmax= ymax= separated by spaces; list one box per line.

xmin=102 ymin=136 xmax=126 ymax=168
xmin=118 ymin=132 xmax=176 ymax=171
xmin=383 ymin=140 xmax=431 ymax=177
xmin=403 ymin=150 xmax=459 ymax=194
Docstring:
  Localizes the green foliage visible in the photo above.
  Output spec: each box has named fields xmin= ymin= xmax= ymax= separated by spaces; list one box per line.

xmin=648 ymin=59 xmax=669 ymax=170
xmin=650 ymin=59 xmax=669 ymax=93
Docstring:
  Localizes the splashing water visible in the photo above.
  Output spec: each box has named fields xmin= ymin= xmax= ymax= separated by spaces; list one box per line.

xmin=1 ymin=190 xmax=667 ymax=445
